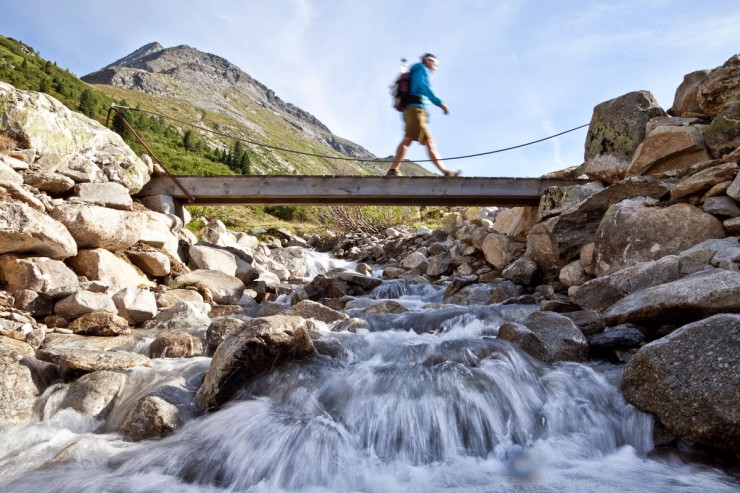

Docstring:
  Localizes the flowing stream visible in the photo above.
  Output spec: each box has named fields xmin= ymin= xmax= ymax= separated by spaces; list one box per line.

xmin=1 ymin=253 xmax=737 ymax=492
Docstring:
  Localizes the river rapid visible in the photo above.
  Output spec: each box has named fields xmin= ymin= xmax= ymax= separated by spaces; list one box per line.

xmin=0 ymin=253 xmax=737 ymax=493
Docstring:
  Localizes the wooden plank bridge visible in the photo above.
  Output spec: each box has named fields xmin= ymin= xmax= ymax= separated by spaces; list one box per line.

xmin=137 ymin=175 xmax=589 ymax=206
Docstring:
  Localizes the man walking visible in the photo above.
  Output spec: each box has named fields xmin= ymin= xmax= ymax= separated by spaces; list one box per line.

xmin=387 ymin=53 xmax=458 ymax=177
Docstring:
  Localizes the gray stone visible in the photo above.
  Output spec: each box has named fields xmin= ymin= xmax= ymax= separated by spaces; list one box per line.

xmin=497 ymin=311 xmax=588 ymax=363
xmin=196 ymin=315 xmax=315 ymax=411
xmin=588 ymin=324 xmax=645 ymax=355
xmin=703 ymin=195 xmax=740 ymax=218
xmin=144 ymin=300 xmax=211 ymax=332
xmin=678 ymin=238 xmax=740 ymax=275
xmin=41 ymin=333 xmax=131 ymax=352
xmin=670 ymin=162 xmax=737 ymax=199
xmin=669 ymin=70 xmax=711 ymax=117
xmin=0 ymin=362 xmax=38 ymax=423
xmin=22 ymin=171 xmax=76 ymax=194
xmin=283 ymin=300 xmax=348 ymax=323
xmin=584 ymin=90 xmax=666 ymax=169
xmin=126 ymin=250 xmax=171 ymax=277
xmin=626 ymin=125 xmax=711 ymax=177
xmin=59 ymin=370 xmax=127 ymax=419
xmin=69 ymin=249 xmax=154 ymax=293
xmin=594 ymin=198 xmax=724 ymax=276
xmin=148 ymin=332 xmax=203 ymax=358
xmin=481 ymin=233 xmax=525 ymax=270
xmin=621 ymin=314 xmax=740 ymax=455
xmin=697 ymin=54 xmax=740 ymax=117
xmin=173 ymin=269 xmax=245 ymax=305
xmin=69 ymin=311 xmax=130 ymax=336
xmin=36 ymin=348 xmax=151 ymax=372
xmin=51 ymin=203 xmax=146 ymax=250
xmin=112 ymin=288 xmax=158 ymax=325
xmin=206 ymin=317 xmax=244 ymax=353
xmin=73 ymin=182 xmax=133 ymax=210
xmin=120 ymin=395 xmax=181 ymax=442
xmin=0 ymin=202 xmax=77 ymax=259
xmin=501 ymin=258 xmax=538 ymax=286
xmin=571 ymin=256 xmax=681 ymax=312
xmin=0 ymin=254 xmax=78 ymax=294
xmin=54 ymin=291 xmax=117 ymax=319
xmin=603 ymin=268 xmax=740 ymax=326
xmin=188 ymin=243 xmax=258 ymax=284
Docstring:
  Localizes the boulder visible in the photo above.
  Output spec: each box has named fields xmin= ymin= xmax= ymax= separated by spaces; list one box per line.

xmin=526 ymin=178 xmax=671 ymax=280
xmin=144 ymin=300 xmax=211 ymax=332
xmin=537 ymin=183 xmax=603 ymax=221
xmin=36 ymin=348 xmax=151 ymax=372
xmin=269 ymin=247 xmax=309 ymax=278
xmin=69 ymin=311 xmax=130 ymax=336
xmin=41 ymin=333 xmax=131 ymax=352
xmin=148 ymin=332 xmax=203 ymax=358
xmin=594 ymin=198 xmax=724 ymax=276
xmin=481 ymin=233 xmax=525 ymax=270
xmin=54 ymin=291 xmax=117 ymax=319
xmin=703 ymin=196 xmax=740 ymax=218
xmin=120 ymin=395 xmax=181 ymax=442
xmin=196 ymin=315 xmax=315 ymax=411
xmin=283 ymin=300 xmax=349 ymax=323
xmin=696 ymin=54 xmax=740 ymax=117
xmin=704 ymin=101 xmax=740 ymax=158
xmin=401 ymin=251 xmax=428 ymax=271
xmin=0 ymin=362 xmax=38 ymax=423
xmin=493 ymin=206 xmax=538 ymax=242
xmin=603 ymin=268 xmax=740 ymax=326
xmin=125 ymin=250 xmax=171 ymax=277
xmin=112 ymin=287 xmax=158 ymax=325
xmin=626 ymin=125 xmax=711 ymax=177
xmin=668 ymin=69 xmax=711 ymax=117
xmin=139 ymin=195 xmax=178 ymax=215
xmin=427 ymin=253 xmax=453 ymax=276
xmin=670 ymin=162 xmax=737 ymax=199
xmin=173 ymin=269 xmax=245 ymax=305
xmin=206 ymin=317 xmax=244 ymax=353
xmin=138 ymin=210 xmax=182 ymax=260
xmin=69 ymin=249 xmax=153 ymax=293
xmin=497 ymin=311 xmax=588 ymax=363
xmin=0 ymin=82 xmax=150 ymax=192
xmin=571 ymin=256 xmax=681 ymax=312
xmin=558 ymin=260 xmax=589 ymax=288
xmin=22 ymin=171 xmax=76 ymax=194
xmin=154 ymin=288 xmax=204 ymax=309
xmin=588 ymin=324 xmax=645 ymax=358
xmin=51 ymin=203 xmax=146 ymax=250
xmin=501 ymin=258 xmax=538 ymax=286
xmin=0 ymin=202 xmax=77 ymax=259
xmin=678 ymin=237 xmax=740 ymax=275
xmin=0 ymin=254 xmax=78 ymax=294
xmin=621 ymin=314 xmax=740 ymax=455
xmin=59 ymin=370 xmax=127 ymax=419
xmin=188 ymin=243 xmax=258 ymax=284
xmin=73 ymin=182 xmax=133 ymax=210
xmin=0 ymin=181 xmax=45 ymax=210
xmin=584 ymin=90 xmax=666 ymax=179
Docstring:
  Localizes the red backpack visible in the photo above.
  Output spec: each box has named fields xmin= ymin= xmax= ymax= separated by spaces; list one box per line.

xmin=392 ymin=70 xmax=411 ymax=112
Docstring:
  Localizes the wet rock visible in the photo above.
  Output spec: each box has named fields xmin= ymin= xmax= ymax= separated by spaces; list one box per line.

xmin=489 ymin=280 xmax=524 ymax=304
xmin=148 ymin=332 xmax=203 ymax=358
xmin=571 ymin=256 xmax=681 ymax=312
xmin=284 ymin=300 xmax=349 ymax=323
xmin=206 ymin=317 xmax=244 ymax=353
xmin=497 ymin=311 xmax=588 ymax=363
xmin=41 ymin=333 xmax=132 ymax=352
xmin=144 ymin=301 xmax=211 ymax=332
xmin=196 ymin=315 xmax=315 ymax=411
xmin=604 ymin=268 xmax=740 ymax=327
xmin=588 ymin=324 xmax=645 ymax=358
xmin=427 ymin=253 xmax=453 ymax=276
xmin=120 ymin=395 xmax=181 ymax=442
xmin=0 ymin=362 xmax=38 ymax=423
xmin=621 ymin=314 xmax=740 ymax=455
xmin=362 ymin=300 xmax=408 ymax=314
xmin=0 ymin=202 xmax=77 ymax=259
xmin=594 ymin=198 xmax=724 ymax=276
xmin=173 ymin=269 xmax=245 ymax=305
xmin=69 ymin=311 xmax=130 ymax=337
xmin=36 ymin=348 xmax=151 ymax=372
xmin=561 ymin=310 xmax=605 ymax=337
xmin=502 ymin=258 xmax=538 ymax=286
xmin=59 ymin=370 xmax=127 ymax=419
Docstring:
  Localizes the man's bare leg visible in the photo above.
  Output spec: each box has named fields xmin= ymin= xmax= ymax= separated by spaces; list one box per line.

xmin=423 ymin=138 xmax=451 ymax=175
xmin=389 ymin=136 xmax=413 ymax=172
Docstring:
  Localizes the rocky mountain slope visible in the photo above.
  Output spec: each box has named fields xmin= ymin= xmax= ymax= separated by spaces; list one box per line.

xmin=82 ymin=42 xmax=430 ymax=176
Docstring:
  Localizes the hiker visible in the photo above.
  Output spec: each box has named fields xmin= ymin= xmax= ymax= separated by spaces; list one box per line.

xmin=387 ymin=53 xmax=458 ymax=177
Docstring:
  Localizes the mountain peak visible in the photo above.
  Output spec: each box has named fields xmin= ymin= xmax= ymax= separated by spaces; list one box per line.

xmin=103 ymin=42 xmax=164 ymax=69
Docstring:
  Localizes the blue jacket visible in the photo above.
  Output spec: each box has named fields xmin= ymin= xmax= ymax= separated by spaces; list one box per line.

xmin=408 ymin=62 xmax=443 ymax=110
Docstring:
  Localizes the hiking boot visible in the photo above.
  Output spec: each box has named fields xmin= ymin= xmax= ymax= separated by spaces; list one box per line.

xmin=443 ymin=170 xmax=460 ymax=177
xmin=386 ymin=168 xmax=403 ymax=177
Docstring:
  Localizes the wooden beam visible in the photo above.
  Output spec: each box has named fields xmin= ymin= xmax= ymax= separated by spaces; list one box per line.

xmin=136 ymin=175 xmax=590 ymax=206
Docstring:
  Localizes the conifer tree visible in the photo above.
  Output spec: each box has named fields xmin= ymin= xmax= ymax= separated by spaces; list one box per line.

xmin=79 ymin=88 xmax=97 ymax=117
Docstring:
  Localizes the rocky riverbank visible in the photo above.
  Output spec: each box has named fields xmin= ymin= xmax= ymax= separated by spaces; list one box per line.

xmin=0 ymin=53 xmax=739 ymax=467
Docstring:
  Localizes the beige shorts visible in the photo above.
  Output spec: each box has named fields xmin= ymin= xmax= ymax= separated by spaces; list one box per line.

xmin=404 ymin=106 xmax=432 ymax=142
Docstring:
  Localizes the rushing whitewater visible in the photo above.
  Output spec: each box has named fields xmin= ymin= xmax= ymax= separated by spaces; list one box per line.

xmin=1 ymin=254 xmax=737 ymax=493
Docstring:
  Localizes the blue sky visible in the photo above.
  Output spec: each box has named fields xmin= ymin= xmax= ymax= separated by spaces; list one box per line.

xmin=2 ymin=0 xmax=739 ymax=177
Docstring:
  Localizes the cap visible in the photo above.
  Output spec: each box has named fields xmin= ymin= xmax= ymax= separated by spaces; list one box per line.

xmin=422 ymin=53 xmax=439 ymax=64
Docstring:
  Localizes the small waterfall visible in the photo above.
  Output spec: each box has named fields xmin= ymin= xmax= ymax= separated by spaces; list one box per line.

xmin=2 ymin=278 xmax=738 ymax=492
